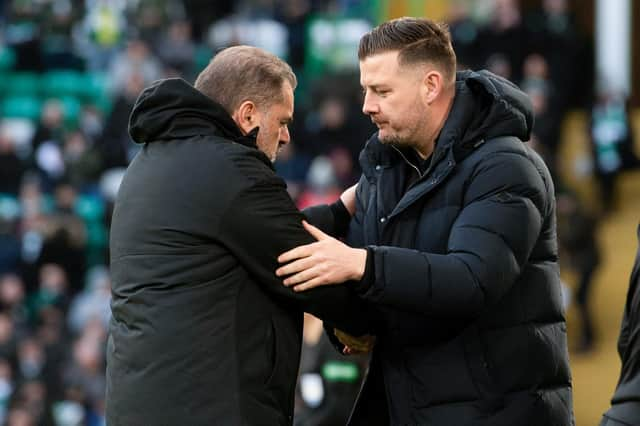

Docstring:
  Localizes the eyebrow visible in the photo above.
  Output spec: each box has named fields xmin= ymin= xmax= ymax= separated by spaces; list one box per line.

xmin=361 ymin=84 xmax=388 ymax=91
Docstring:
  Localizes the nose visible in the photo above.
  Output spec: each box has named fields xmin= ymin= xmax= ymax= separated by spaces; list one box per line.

xmin=362 ymin=92 xmax=378 ymax=116
xmin=280 ymin=126 xmax=291 ymax=145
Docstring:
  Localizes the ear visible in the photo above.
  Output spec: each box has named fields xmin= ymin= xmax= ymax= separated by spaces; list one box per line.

xmin=232 ymin=100 xmax=258 ymax=135
xmin=423 ymin=70 xmax=444 ymax=105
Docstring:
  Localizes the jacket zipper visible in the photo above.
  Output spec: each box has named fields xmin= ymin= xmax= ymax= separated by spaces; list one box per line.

xmin=391 ymin=145 xmax=423 ymax=179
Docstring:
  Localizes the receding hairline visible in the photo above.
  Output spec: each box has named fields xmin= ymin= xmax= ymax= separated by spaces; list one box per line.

xmin=194 ymin=45 xmax=297 ymax=113
xmin=359 ymin=49 xmax=456 ymax=86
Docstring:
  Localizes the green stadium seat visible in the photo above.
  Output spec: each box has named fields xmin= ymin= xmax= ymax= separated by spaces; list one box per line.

xmin=0 ymin=46 xmax=16 ymax=71
xmin=3 ymin=72 xmax=40 ymax=96
xmin=81 ymin=72 xmax=110 ymax=102
xmin=1 ymin=96 xmax=42 ymax=120
xmin=193 ymin=44 xmax=213 ymax=75
xmin=41 ymin=70 xmax=84 ymax=98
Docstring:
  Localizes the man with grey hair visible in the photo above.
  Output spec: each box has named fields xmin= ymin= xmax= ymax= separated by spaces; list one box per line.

xmin=106 ymin=45 xmax=368 ymax=425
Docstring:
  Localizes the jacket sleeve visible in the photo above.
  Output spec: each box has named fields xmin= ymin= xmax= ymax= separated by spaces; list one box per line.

xmin=355 ymin=152 xmax=548 ymax=318
xmin=302 ymin=199 xmax=352 ymax=238
xmin=345 ymin=175 xmax=368 ymax=249
xmin=218 ymin=175 xmax=370 ymax=335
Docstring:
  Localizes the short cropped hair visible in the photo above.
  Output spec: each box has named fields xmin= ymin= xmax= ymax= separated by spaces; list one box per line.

xmin=358 ymin=17 xmax=456 ymax=81
xmin=194 ymin=45 xmax=297 ymax=114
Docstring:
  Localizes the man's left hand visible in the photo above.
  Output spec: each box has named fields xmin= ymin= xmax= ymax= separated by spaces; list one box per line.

xmin=276 ymin=221 xmax=367 ymax=292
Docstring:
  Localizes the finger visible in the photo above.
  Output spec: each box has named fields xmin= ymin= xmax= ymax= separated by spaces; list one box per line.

xmin=347 ymin=342 xmax=370 ymax=352
xmin=334 ymin=330 xmax=358 ymax=347
xmin=277 ymin=244 xmax=314 ymax=263
xmin=283 ymin=266 xmax=320 ymax=287
xmin=276 ymin=256 xmax=316 ymax=277
xmin=292 ymin=276 xmax=328 ymax=292
xmin=302 ymin=220 xmax=329 ymax=241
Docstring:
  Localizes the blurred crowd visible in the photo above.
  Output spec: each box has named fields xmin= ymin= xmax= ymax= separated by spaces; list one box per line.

xmin=0 ymin=0 xmax=637 ymax=425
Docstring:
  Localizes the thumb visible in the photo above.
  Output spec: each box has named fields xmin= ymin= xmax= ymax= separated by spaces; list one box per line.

xmin=302 ymin=220 xmax=329 ymax=241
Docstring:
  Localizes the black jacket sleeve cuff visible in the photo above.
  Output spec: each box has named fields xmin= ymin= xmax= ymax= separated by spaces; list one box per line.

xmin=353 ymin=246 xmax=375 ymax=294
xmin=329 ymin=198 xmax=351 ymax=238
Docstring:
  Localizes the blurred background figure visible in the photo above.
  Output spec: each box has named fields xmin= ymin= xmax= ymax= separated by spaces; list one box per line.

xmin=557 ymin=191 xmax=601 ymax=353
xmin=294 ymin=313 xmax=366 ymax=426
xmin=589 ymin=85 xmax=638 ymax=213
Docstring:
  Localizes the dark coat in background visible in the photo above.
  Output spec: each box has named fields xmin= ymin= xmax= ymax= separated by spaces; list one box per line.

xmin=345 ymin=70 xmax=574 ymax=426
xmin=106 ymin=78 xmax=368 ymax=426
xmin=602 ymin=225 xmax=640 ymax=425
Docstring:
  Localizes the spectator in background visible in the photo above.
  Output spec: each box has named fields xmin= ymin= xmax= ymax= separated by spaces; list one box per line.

xmin=297 ymin=156 xmax=342 ymax=210
xmin=521 ymin=55 xmax=561 ymax=183
xmin=304 ymin=94 xmax=365 ymax=178
xmin=108 ymin=38 xmax=163 ymax=95
xmin=484 ymin=52 xmax=512 ymax=81
xmin=5 ymin=406 xmax=36 ymax=426
xmin=62 ymin=336 xmax=105 ymax=422
xmin=556 ymin=191 xmax=601 ymax=352
xmin=602 ymin=225 xmax=640 ymax=425
xmin=40 ymin=0 xmax=83 ymax=70
xmin=99 ymin=72 xmax=145 ymax=169
xmin=589 ymin=87 xmax=639 ymax=213
xmin=0 ymin=133 xmax=26 ymax=196
xmin=27 ymin=264 xmax=70 ymax=324
xmin=276 ymin=0 xmax=311 ymax=70
xmin=67 ymin=266 xmax=111 ymax=335
xmin=62 ymin=130 xmax=102 ymax=191
xmin=31 ymin=100 xmax=65 ymax=152
xmin=0 ymin=216 xmax=21 ymax=277
xmin=525 ymin=0 xmax=585 ymax=108
xmin=76 ymin=0 xmax=127 ymax=72
xmin=0 ymin=357 xmax=14 ymax=424
xmin=131 ymin=0 xmax=169 ymax=47
xmin=0 ymin=312 xmax=17 ymax=361
xmin=37 ymin=183 xmax=87 ymax=292
xmin=4 ymin=1 xmax=43 ymax=72
xmin=475 ymin=0 xmax=530 ymax=83
xmin=446 ymin=0 xmax=479 ymax=70
xmin=17 ymin=174 xmax=50 ymax=291
xmin=155 ymin=20 xmax=196 ymax=78
xmin=0 ymin=195 xmax=21 ymax=275
xmin=0 ymin=274 xmax=29 ymax=338
xmin=274 ymin=142 xmax=311 ymax=202
xmin=10 ymin=378 xmax=53 ymax=425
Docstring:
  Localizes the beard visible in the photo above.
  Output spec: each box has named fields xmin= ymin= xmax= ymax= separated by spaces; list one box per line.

xmin=378 ymin=125 xmax=420 ymax=149
xmin=376 ymin=96 xmax=426 ymax=150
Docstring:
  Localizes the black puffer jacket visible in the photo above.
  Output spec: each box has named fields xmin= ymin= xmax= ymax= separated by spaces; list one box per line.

xmin=346 ymin=70 xmax=574 ymax=425
xmin=106 ymin=78 xmax=367 ymax=426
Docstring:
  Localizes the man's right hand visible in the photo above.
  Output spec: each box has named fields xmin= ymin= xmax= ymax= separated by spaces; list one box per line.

xmin=334 ymin=328 xmax=375 ymax=355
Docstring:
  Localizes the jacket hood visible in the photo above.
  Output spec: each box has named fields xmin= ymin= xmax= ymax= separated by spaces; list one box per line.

xmin=128 ymin=78 xmax=250 ymax=145
xmin=441 ymin=69 xmax=534 ymax=147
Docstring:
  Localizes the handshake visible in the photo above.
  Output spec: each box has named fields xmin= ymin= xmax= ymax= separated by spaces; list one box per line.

xmin=334 ymin=329 xmax=376 ymax=355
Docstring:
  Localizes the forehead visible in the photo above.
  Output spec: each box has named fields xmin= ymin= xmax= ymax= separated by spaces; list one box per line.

xmin=359 ymin=51 xmax=403 ymax=85
xmin=270 ymin=81 xmax=294 ymax=115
